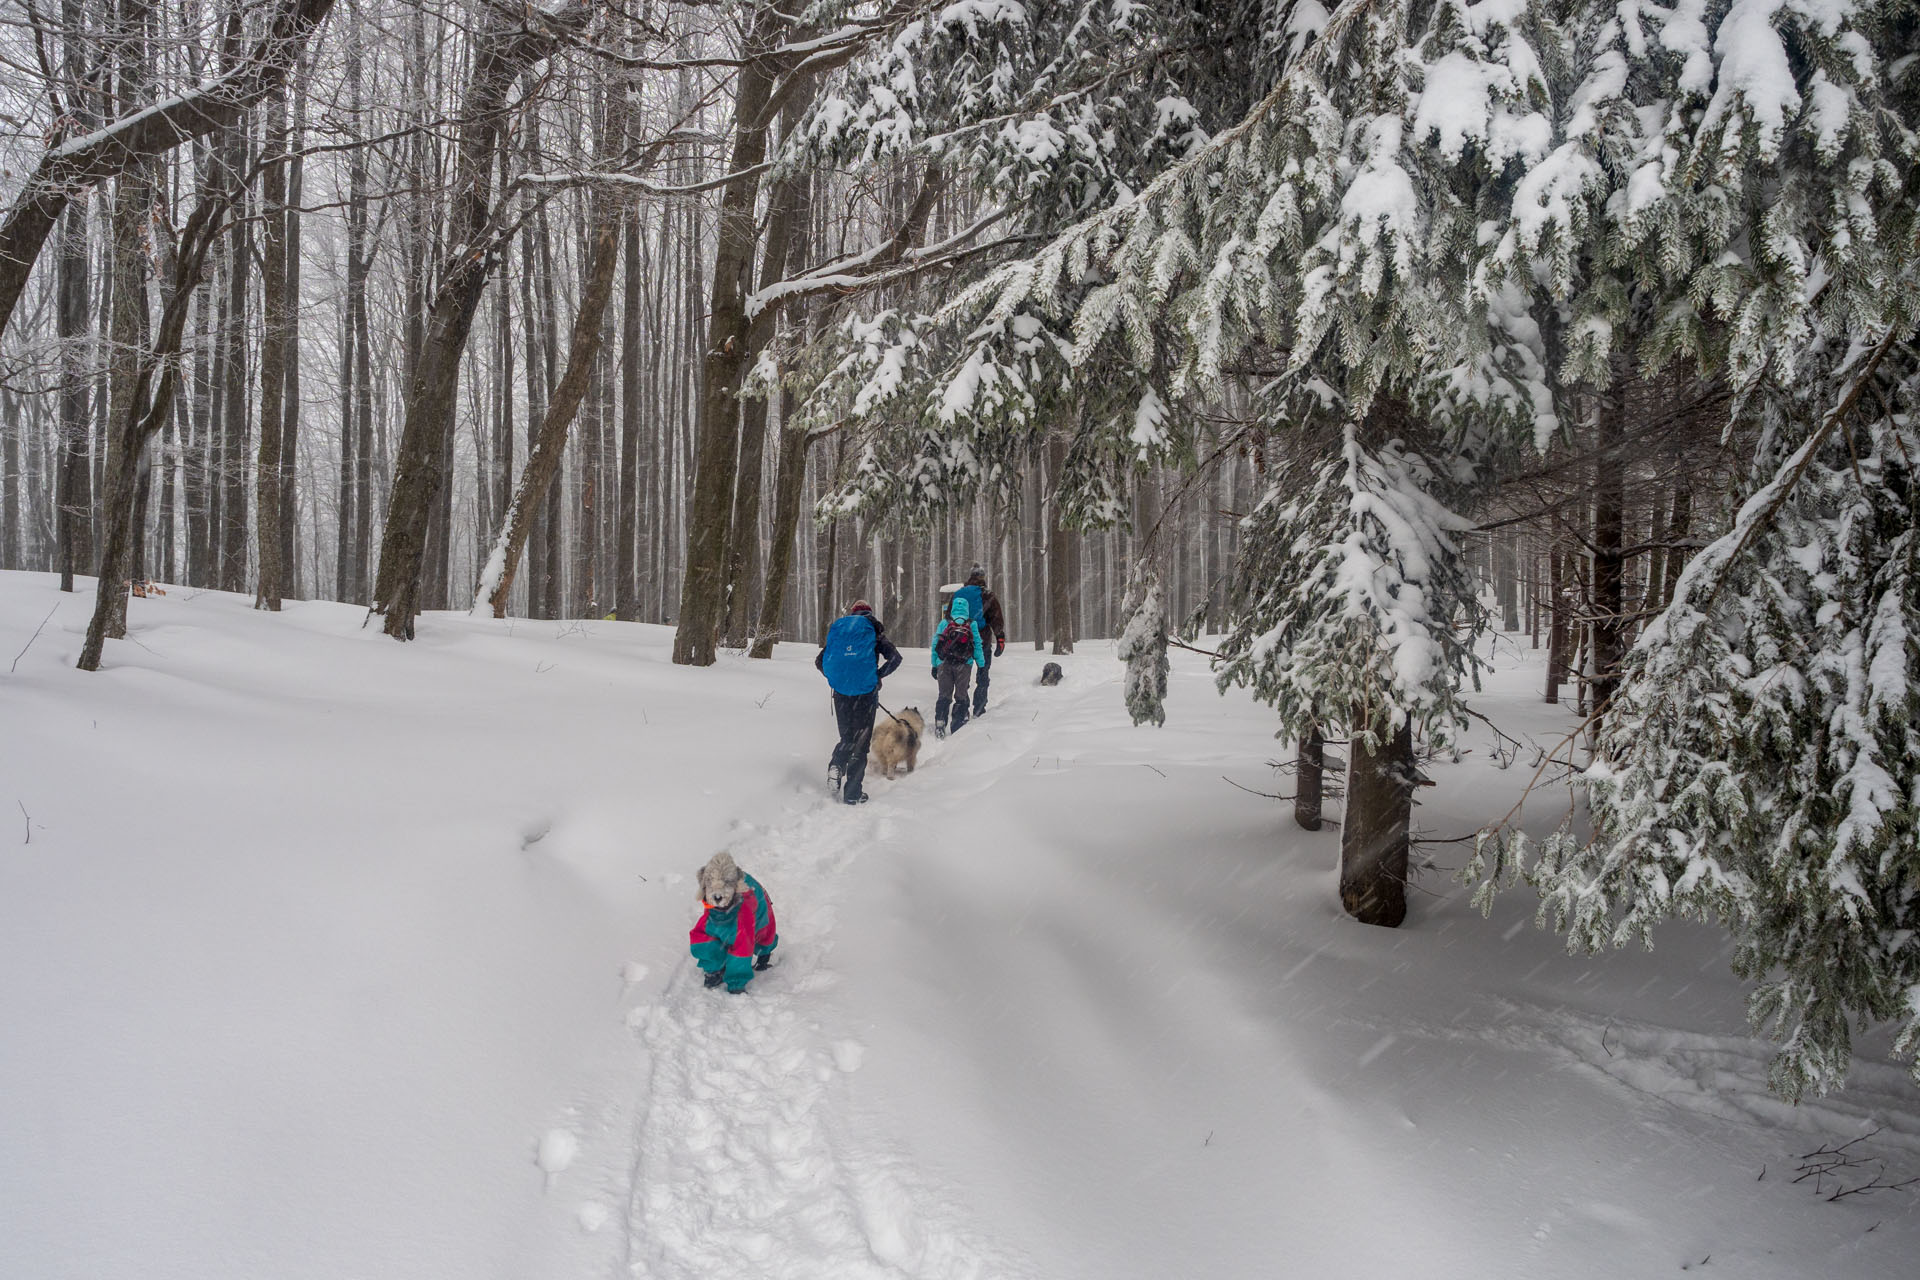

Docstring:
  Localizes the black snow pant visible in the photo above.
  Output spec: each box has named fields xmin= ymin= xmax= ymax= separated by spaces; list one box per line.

xmin=831 ymin=690 xmax=879 ymax=799
xmin=973 ymin=647 xmax=992 ymax=716
xmin=935 ymin=662 xmax=974 ymax=733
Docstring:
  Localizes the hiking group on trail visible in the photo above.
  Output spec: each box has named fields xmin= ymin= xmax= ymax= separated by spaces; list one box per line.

xmin=813 ymin=565 xmax=1008 ymax=806
xmin=689 ymin=568 xmax=1010 ymax=996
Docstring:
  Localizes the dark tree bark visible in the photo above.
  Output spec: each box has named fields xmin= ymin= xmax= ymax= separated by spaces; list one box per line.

xmin=255 ymin=92 xmax=291 ymax=611
xmin=749 ymin=388 xmax=811 ymax=659
xmin=1 ymin=386 xmax=18 ymax=568
xmin=1589 ymin=378 xmax=1627 ymax=725
xmin=277 ymin=79 xmax=305 ymax=597
xmin=614 ymin=211 xmax=642 ymax=620
xmin=1295 ymin=725 xmax=1324 ymax=832
xmin=1338 ymin=715 xmax=1413 ymax=928
xmin=79 ymin=188 xmax=235 ymax=670
xmin=1544 ymin=546 xmax=1566 ymax=704
xmin=672 ymin=18 xmax=781 ymax=666
xmin=55 ymin=200 xmax=92 ymax=593
xmin=369 ymin=3 xmax=587 ymax=638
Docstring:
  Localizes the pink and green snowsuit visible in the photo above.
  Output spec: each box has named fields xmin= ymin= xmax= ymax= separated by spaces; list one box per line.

xmin=688 ymin=872 xmax=778 ymax=992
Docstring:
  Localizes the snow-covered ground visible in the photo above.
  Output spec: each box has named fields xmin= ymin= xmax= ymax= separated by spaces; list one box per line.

xmin=3 ymin=569 xmax=1916 ymax=1280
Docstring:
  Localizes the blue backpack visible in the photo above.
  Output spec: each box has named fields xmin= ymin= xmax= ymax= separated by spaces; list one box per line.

xmin=822 ymin=614 xmax=879 ymax=694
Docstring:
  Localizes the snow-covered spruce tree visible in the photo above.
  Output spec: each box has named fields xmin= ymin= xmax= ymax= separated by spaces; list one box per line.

xmin=1458 ymin=0 xmax=1920 ymax=1094
xmin=1473 ymin=336 xmax=1920 ymax=1099
xmin=1214 ymin=406 xmax=1484 ymax=924
xmin=1117 ymin=563 xmax=1170 ymax=726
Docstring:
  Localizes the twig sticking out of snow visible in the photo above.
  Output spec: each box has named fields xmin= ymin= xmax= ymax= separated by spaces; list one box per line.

xmin=10 ymin=601 xmax=59 ymax=673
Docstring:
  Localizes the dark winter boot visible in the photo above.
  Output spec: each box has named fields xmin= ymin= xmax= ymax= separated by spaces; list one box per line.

xmin=754 ymin=954 xmax=771 ymax=971
xmin=844 ymin=790 xmax=869 ymax=805
xmin=727 ymin=985 xmax=748 ymax=996
xmin=934 ymin=722 xmax=948 ymax=739
xmin=703 ymin=969 xmax=724 ymax=989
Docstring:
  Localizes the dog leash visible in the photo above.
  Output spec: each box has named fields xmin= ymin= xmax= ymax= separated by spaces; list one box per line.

xmin=876 ymin=700 xmax=905 ymax=725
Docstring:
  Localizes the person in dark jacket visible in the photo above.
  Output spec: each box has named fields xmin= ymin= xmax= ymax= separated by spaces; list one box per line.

xmin=955 ymin=566 xmax=1008 ymax=717
xmin=815 ymin=600 xmax=902 ymax=804
xmin=929 ymin=593 xmax=985 ymax=737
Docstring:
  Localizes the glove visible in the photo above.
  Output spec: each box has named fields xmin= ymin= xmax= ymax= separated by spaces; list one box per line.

xmin=995 ymin=637 xmax=1005 ymax=656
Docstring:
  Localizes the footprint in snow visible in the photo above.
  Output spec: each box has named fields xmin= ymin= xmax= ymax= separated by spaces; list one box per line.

xmin=622 ymin=961 xmax=650 ymax=985
xmin=832 ymin=1040 xmax=866 ymax=1072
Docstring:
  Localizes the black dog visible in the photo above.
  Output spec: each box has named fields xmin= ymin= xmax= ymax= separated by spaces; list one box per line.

xmin=1039 ymin=662 xmax=1064 ymax=686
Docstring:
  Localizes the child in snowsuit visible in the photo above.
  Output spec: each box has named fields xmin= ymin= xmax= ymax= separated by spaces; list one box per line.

xmin=688 ymin=851 xmax=778 ymax=994
xmin=929 ymin=594 xmax=985 ymax=737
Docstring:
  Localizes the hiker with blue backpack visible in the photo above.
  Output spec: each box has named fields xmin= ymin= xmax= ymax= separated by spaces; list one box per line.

xmin=815 ymin=600 xmax=903 ymax=805
xmin=930 ymin=593 xmax=986 ymax=738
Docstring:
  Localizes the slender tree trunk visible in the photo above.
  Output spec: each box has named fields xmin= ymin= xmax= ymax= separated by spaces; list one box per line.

xmin=1544 ymin=547 xmax=1566 ymax=704
xmin=1 ymin=387 xmax=19 ymax=569
xmin=1659 ymin=485 xmax=1691 ymax=609
xmin=478 ymin=192 xmax=624 ymax=617
xmin=1590 ymin=378 xmax=1627 ymax=726
xmin=1339 ymin=715 xmax=1413 ymax=928
xmin=217 ymin=120 xmax=251 ymax=594
xmin=750 ymin=391 xmax=810 ymax=659
xmin=369 ymin=6 xmax=585 ymax=638
xmin=615 ymin=211 xmax=642 ymax=620
xmin=80 ymin=187 xmax=233 ymax=669
xmin=55 ymin=200 xmax=92 ymax=592
xmin=1046 ymin=433 xmax=1074 ymax=655
xmin=255 ymin=92 xmax=291 ymax=611
xmin=278 ymin=78 xmax=305 ymax=597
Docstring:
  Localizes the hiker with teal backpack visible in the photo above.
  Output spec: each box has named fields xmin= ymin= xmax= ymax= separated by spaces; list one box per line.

xmin=929 ymin=594 xmax=985 ymax=738
xmin=815 ymin=600 xmax=902 ymax=805
xmin=954 ymin=566 xmax=1007 ymax=718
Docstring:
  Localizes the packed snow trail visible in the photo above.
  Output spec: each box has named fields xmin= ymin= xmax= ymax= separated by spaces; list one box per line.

xmin=619 ymin=671 xmax=1070 ymax=1280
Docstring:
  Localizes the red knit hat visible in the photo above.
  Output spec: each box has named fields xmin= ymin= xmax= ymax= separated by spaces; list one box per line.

xmin=848 ymin=600 xmax=873 ymax=615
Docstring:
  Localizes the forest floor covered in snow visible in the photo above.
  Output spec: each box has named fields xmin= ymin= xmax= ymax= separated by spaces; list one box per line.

xmin=3 ymin=568 xmax=1918 ymax=1279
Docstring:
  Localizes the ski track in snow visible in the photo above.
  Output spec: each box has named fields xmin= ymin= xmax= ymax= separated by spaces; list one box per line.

xmin=619 ymin=671 xmax=1078 ymax=1280
xmin=1354 ymin=1000 xmax=1920 ymax=1151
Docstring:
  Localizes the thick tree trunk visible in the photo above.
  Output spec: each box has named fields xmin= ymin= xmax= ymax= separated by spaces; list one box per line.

xmin=720 ymin=126 xmax=809 ymax=647
xmin=1295 ymin=725 xmax=1324 ymax=832
xmin=672 ymin=24 xmax=780 ymax=666
xmin=369 ymin=5 xmax=585 ymax=639
xmin=1338 ymin=715 xmax=1414 ymax=928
